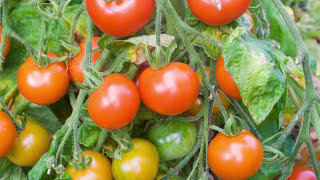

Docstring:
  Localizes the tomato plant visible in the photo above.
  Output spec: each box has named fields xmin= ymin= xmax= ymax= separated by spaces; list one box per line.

xmin=7 ymin=117 xmax=51 ymax=166
xmin=215 ymin=55 xmax=242 ymax=100
xmin=133 ymin=61 xmax=149 ymax=87
xmin=245 ymin=11 xmax=255 ymax=33
xmin=66 ymin=150 xmax=113 ymax=180
xmin=146 ymin=120 xmax=196 ymax=161
xmin=187 ymin=0 xmax=252 ymax=26
xmin=17 ymin=52 xmax=70 ymax=105
xmin=68 ymin=37 xmax=102 ymax=84
xmin=0 ymin=111 xmax=16 ymax=158
xmin=287 ymin=167 xmax=317 ymax=180
xmin=112 ymin=138 xmax=159 ymax=180
xmin=88 ymin=73 xmax=140 ymax=129
xmin=138 ymin=62 xmax=199 ymax=115
xmin=86 ymin=0 xmax=155 ymax=37
xmin=207 ymin=130 xmax=263 ymax=180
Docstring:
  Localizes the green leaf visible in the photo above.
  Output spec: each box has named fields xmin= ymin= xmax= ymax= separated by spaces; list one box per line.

xmin=249 ymin=163 xmax=282 ymax=180
xmin=222 ymin=27 xmax=286 ymax=124
xmin=63 ymin=4 xmax=88 ymax=37
xmin=78 ymin=121 xmax=102 ymax=148
xmin=0 ymin=157 xmax=28 ymax=180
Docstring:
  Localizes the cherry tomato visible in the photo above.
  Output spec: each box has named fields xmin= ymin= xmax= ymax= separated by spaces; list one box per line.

xmin=146 ymin=120 xmax=196 ymax=161
xmin=244 ymin=11 xmax=255 ymax=33
xmin=0 ymin=111 xmax=17 ymax=158
xmin=133 ymin=61 xmax=149 ymax=87
xmin=287 ymin=167 xmax=317 ymax=180
xmin=17 ymin=52 xmax=70 ymax=105
xmin=66 ymin=150 xmax=113 ymax=180
xmin=112 ymin=138 xmax=159 ymax=180
xmin=187 ymin=97 xmax=203 ymax=116
xmin=68 ymin=37 xmax=102 ymax=84
xmin=0 ymin=26 xmax=10 ymax=58
xmin=207 ymin=129 xmax=263 ymax=180
xmin=88 ymin=73 xmax=140 ymax=129
xmin=187 ymin=0 xmax=252 ymax=26
xmin=215 ymin=55 xmax=241 ymax=100
xmin=86 ymin=0 xmax=155 ymax=37
xmin=7 ymin=117 xmax=51 ymax=166
xmin=138 ymin=62 xmax=199 ymax=115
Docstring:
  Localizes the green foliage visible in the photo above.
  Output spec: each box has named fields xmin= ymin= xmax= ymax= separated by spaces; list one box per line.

xmin=78 ymin=121 xmax=102 ymax=148
xmin=0 ymin=157 xmax=28 ymax=180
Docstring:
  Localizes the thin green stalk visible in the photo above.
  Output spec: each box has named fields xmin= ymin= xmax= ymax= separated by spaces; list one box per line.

xmin=288 ymin=85 xmax=302 ymax=108
xmin=311 ymin=105 xmax=320 ymax=143
xmin=306 ymin=138 xmax=320 ymax=177
xmin=93 ymin=129 xmax=108 ymax=152
xmin=8 ymin=30 xmax=38 ymax=56
xmin=230 ymin=99 xmax=261 ymax=139
xmin=154 ymin=0 xmax=165 ymax=69
xmin=67 ymin=1 xmax=85 ymax=42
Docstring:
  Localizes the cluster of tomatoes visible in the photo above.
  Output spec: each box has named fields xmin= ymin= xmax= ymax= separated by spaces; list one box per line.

xmin=0 ymin=0 xmax=318 ymax=179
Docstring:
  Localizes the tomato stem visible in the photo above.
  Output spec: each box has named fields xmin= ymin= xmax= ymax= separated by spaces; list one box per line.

xmin=93 ymin=129 xmax=109 ymax=152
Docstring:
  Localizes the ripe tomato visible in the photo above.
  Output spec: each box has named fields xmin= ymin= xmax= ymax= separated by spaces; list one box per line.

xmin=7 ymin=117 xmax=51 ymax=166
xmin=146 ymin=120 xmax=196 ymax=161
xmin=287 ymin=167 xmax=317 ymax=180
xmin=66 ymin=150 xmax=113 ymax=180
xmin=88 ymin=73 xmax=140 ymax=129
xmin=215 ymin=55 xmax=241 ymax=100
xmin=187 ymin=0 xmax=252 ymax=26
xmin=138 ymin=62 xmax=199 ymax=115
xmin=0 ymin=26 xmax=10 ymax=58
xmin=68 ymin=37 xmax=102 ymax=84
xmin=207 ymin=129 xmax=263 ymax=180
xmin=0 ymin=111 xmax=17 ymax=158
xmin=244 ymin=11 xmax=255 ymax=33
xmin=86 ymin=0 xmax=155 ymax=37
xmin=133 ymin=61 xmax=149 ymax=87
xmin=17 ymin=52 xmax=70 ymax=105
xmin=112 ymin=138 xmax=159 ymax=180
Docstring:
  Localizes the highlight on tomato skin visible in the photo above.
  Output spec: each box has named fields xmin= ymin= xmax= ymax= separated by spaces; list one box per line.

xmin=287 ymin=167 xmax=317 ymax=180
xmin=138 ymin=62 xmax=199 ymax=116
xmin=86 ymin=0 xmax=155 ymax=37
xmin=88 ymin=73 xmax=140 ymax=130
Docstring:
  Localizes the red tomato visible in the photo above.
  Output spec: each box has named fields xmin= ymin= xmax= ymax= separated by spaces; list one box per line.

xmin=0 ymin=111 xmax=16 ymax=158
xmin=68 ymin=37 xmax=102 ymax=84
xmin=66 ymin=150 xmax=113 ymax=180
xmin=86 ymin=0 xmax=155 ymax=37
xmin=287 ymin=167 xmax=317 ymax=180
xmin=244 ymin=11 xmax=255 ymax=33
xmin=138 ymin=62 xmax=199 ymax=115
xmin=133 ymin=61 xmax=149 ymax=87
xmin=88 ymin=73 xmax=140 ymax=129
xmin=215 ymin=55 xmax=241 ymax=100
xmin=0 ymin=26 xmax=10 ymax=58
xmin=187 ymin=0 xmax=252 ymax=26
xmin=207 ymin=129 xmax=263 ymax=180
xmin=17 ymin=52 xmax=70 ymax=105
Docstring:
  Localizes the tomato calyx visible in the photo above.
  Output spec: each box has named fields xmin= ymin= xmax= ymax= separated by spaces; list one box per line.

xmin=60 ymin=40 xmax=81 ymax=57
xmin=0 ymin=101 xmax=25 ymax=132
xmin=67 ymin=151 xmax=93 ymax=171
xmin=75 ymin=65 xmax=104 ymax=93
xmin=209 ymin=114 xmax=244 ymax=137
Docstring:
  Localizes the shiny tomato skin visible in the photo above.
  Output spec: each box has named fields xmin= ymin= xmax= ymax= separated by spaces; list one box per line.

xmin=146 ymin=120 xmax=196 ymax=161
xmin=207 ymin=129 xmax=263 ymax=180
xmin=287 ymin=167 xmax=317 ymax=180
xmin=187 ymin=0 xmax=252 ymax=26
xmin=187 ymin=97 xmax=203 ymax=116
xmin=133 ymin=61 xmax=149 ymax=87
xmin=88 ymin=73 xmax=140 ymax=130
xmin=112 ymin=138 xmax=159 ymax=180
xmin=215 ymin=55 xmax=241 ymax=100
xmin=7 ymin=117 xmax=51 ymax=166
xmin=138 ymin=62 xmax=199 ymax=115
xmin=245 ymin=11 xmax=255 ymax=33
xmin=66 ymin=150 xmax=113 ymax=180
xmin=17 ymin=52 xmax=70 ymax=105
xmin=86 ymin=0 xmax=155 ymax=37
xmin=0 ymin=111 xmax=17 ymax=158
xmin=68 ymin=37 xmax=102 ymax=84
xmin=0 ymin=26 xmax=10 ymax=58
